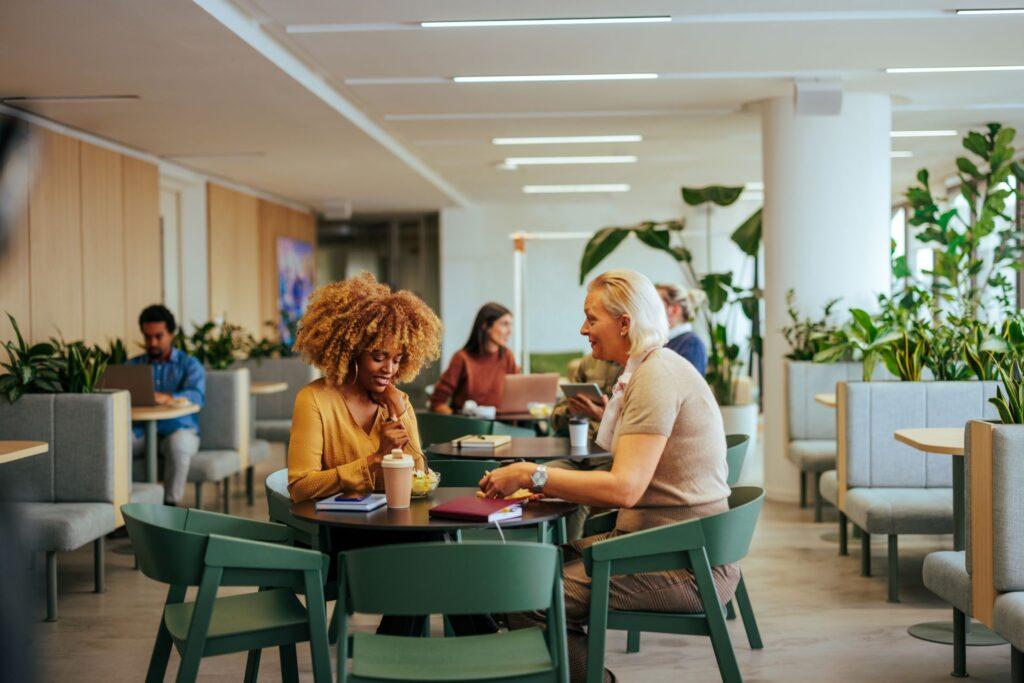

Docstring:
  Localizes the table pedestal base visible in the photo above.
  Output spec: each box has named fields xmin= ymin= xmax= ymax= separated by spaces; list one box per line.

xmin=907 ymin=620 xmax=1005 ymax=646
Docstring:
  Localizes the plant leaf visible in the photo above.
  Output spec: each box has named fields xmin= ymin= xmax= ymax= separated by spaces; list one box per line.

xmin=681 ymin=185 xmax=743 ymax=207
xmin=578 ymin=227 xmax=630 ymax=284
xmin=730 ymin=208 xmax=763 ymax=256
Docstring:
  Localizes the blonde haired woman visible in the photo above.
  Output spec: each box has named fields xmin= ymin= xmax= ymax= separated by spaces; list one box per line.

xmin=483 ymin=269 xmax=736 ymax=683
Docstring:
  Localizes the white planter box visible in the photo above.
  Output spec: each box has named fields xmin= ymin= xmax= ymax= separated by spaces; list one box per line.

xmin=720 ymin=402 xmax=758 ymax=483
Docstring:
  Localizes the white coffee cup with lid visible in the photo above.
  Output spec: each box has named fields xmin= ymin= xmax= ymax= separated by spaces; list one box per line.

xmin=381 ymin=449 xmax=415 ymax=508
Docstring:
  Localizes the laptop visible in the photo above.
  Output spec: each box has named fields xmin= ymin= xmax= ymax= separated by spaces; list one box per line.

xmin=497 ymin=373 xmax=559 ymax=418
xmin=99 ymin=364 xmax=158 ymax=407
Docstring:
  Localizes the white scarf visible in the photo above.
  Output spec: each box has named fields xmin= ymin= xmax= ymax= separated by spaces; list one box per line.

xmin=595 ymin=347 xmax=659 ymax=451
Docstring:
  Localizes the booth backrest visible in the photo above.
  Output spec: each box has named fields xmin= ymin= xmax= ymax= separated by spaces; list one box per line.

xmin=843 ymin=381 xmax=999 ymax=489
xmin=198 ymin=369 xmax=249 ymax=452
xmin=787 ymin=361 xmax=866 ymax=441
xmin=240 ymin=357 xmax=319 ymax=421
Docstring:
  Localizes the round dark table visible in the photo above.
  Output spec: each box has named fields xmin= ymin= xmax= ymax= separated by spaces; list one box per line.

xmin=426 ymin=437 xmax=610 ymax=461
xmin=291 ymin=487 xmax=578 ymax=541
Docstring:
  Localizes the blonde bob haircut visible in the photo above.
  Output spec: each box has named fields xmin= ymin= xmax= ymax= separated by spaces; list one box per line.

xmin=588 ymin=269 xmax=669 ymax=353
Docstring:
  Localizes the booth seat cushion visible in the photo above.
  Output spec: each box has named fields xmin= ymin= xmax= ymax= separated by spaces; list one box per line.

xmin=130 ymin=483 xmax=165 ymax=505
xmin=994 ymin=592 xmax=1024 ymax=651
xmin=922 ymin=551 xmax=970 ymax=614
xmin=255 ymin=419 xmax=291 ymax=443
xmin=844 ymin=487 xmax=954 ymax=535
xmin=249 ymin=439 xmax=272 ymax=466
xmin=17 ymin=502 xmax=116 ymax=553
xmin=187 ymin=451 xmax=241 ymax=482
xmin=819 ymin=470 xmax=838 ymax=506
xmin=788 ymin=440 xmax=836 ymax=472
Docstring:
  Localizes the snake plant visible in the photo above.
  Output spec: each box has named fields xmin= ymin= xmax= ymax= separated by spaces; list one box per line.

xmin=991 ymin=360 xmax=1024 ymax=424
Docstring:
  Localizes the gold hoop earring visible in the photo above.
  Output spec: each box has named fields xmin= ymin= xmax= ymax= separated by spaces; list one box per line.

xmin=349 ymin=362 xmax=359 ymax=384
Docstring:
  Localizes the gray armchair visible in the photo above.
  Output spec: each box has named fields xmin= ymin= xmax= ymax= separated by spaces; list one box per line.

xmin=190 ymin=369 xmax=246 ymax=513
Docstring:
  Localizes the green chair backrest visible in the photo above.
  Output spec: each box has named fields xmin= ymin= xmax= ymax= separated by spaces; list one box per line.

xmin=121 ymin=503 xmax=209 ymax=586
xmin=491 ymin=421 xmax=535 ymax=438
xmin=701 ymin=485 xmax=764 ymax=567
xmin=429 ymin=459 xmax=500 ymax=487
xmin=415 ymin=411 xmax=494 ymax=447
xmin=341 ymin=542 xmax=557 ymax=615
xmin=725 ymin=434 xmax=750 ymax=486
xmin=265 ymin=469 xmax=321 ymax=544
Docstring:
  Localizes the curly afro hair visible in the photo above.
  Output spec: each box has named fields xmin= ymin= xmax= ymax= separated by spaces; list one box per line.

xmin=293 ymin=272 xmax=443 ymax=387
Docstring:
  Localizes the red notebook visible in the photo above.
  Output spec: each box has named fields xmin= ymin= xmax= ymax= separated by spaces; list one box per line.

xmin=429 ymin=495 xmax=523 ymax=523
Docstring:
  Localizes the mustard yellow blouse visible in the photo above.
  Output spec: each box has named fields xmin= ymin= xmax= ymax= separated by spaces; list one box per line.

xmin=287 ymin=378 xmax=425 ymax=502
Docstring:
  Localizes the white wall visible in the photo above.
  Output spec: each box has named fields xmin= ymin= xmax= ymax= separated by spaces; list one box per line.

xmin=439 ymin=198 xmax=760 ymax=366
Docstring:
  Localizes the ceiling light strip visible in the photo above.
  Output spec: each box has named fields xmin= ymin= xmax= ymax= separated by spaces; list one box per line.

xmin=422 ymin=16 xmax=671 ymax=28
xmin=890 ymin=130 xmax=958 ymax=137
xmin=524 ymin=184 xmax=630 ymax=194
xmin=454 ymin=73 xmax=658 ymax=83
xmin=887 ymin=65 xmax=1024 ymax=73
xmin=191 ymin=0 xmax=468 ymax=207
xmin=955 ymin=8 xmax=1024 ymax=14
xmin=891 ymin=151 xmax=914 ymax=158
xmin=494 ymin=135 xmax=642 ymax=145
xmin=385 ymin=108 xmax=736 ymax=121
xmin=505 ymin=156 xmax=638 ymax=166
xmin=2 ymin=95 xmax=140 ymax=104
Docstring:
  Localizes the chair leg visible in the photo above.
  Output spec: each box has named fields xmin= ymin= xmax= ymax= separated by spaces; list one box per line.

xmin=243 ymin=649 xmax=261 ymax=683
xmin=735 ymin=573 xmax=763 ymax=650
xmin=246 ymin=466 xmax=255 ymax=506
xmin=813 ymin=471 xmax=824 ymax=522
xmin=799 ymin=471 xmax=808 ymax=508
xmin=195 ymin=482 xmax=202 ymax=510
xmin=145 ymin=617 xmax=175 ymax=683
xmin=838 ymin=512 xmax=848 ymax=556
xmin=952 ymin=608 xmax=967 ymax=678
xmin=222 ymin=477 xmax=230 ymax=514
xmin=887 ymin=535 xmax=899 ymax=604
xmin=45 ymin=551 xmax=58 ymax=622
xmin=443 ymin=616 xmax=456 ymax=638
xmin=279 ymin=644 xmax=299 ymax=683
xmin=585 ymin=562 xmax=611 ymax=683
xmin=1012 ymin=646 xmax=1023 ymax=683
xmin=626 ymin=630 xmax=640 ymax=653
xmin=94 ymin=537 xmax=105 ymax=593
xmin=860 ymin=529 xmax=871 ymax=577
xmin=726 ymin=601 xmax=737 ymax=620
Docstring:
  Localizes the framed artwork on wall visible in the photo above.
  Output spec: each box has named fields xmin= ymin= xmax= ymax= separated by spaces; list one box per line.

xmin=276 ymin=236 xmax=314 ymax=344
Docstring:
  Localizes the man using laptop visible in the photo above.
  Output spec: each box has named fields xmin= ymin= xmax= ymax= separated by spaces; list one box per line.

xmin=129 ymin=304 xmax=205 ymax=505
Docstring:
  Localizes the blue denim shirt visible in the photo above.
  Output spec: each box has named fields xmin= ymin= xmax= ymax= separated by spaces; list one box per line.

xmin=129 ymin=348 xmax=205 ymax=437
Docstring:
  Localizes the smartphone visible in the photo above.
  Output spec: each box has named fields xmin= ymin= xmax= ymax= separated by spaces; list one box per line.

xmin=331 ymin=494 xmax=370 ymax=503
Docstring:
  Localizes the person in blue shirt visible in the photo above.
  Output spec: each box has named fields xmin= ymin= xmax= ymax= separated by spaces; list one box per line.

xmin=656 ymin=283 xmax=708 ymax=376
xmin=129 ymin=305 xmax=205 ymax=505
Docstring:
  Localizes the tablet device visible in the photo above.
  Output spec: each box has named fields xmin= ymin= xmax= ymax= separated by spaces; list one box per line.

xmin=560 ymin=383 xmax=603 ymax=401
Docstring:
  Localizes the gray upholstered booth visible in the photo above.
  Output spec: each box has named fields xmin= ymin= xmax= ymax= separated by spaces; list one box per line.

xmin=836 ymin=380 xmax=999 ymax=603
xmin=785 ymin=360 xmax=863 ymax=520
xmin=966 ymin=420 xmax=1024 ymax=682
xmin=239 ymin=357 xmax=318 ymax=444
xmin=0 ymin=391 xmax=132 ymax=621
xmin=189 ymin=369 xmax=246 ymax=513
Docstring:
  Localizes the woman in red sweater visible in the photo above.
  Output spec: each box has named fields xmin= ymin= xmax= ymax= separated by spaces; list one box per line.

xmin=431 ymin=302 xmax=519 ymax=414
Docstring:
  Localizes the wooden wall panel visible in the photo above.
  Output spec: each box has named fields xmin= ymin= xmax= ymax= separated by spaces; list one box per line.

xmin=258 ymin=199 xmax=290 ymax=334
xmin=29 ymin=128 xmax=82 ymax=341
xmin=122 ymin=156 xmax=161 ymax=347
xmin=207 ymin=183 xmax=260 ymax=333
xmin=81 ymin=142 xmax=125 ymax=344
xmin=0 ymin=148 xmax=32 ymax=342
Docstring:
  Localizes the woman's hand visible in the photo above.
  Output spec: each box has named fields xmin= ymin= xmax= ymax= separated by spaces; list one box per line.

xmin=567 ymin=394 xmax=608 ymax=421
xmin=479 ymin=462 xmax=535 ymax=499
xmin=378 ymin=420 xmax=411 ymax=455
xmin=373 ymin=383 xmax=406 ymax=418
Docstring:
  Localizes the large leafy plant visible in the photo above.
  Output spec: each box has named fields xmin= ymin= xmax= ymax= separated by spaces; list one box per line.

xmin=813 ymin=308 xmax=902 ymax=381
xmin=0 ymin=314 xmax=63 ymax=402
xmin=182 ymin=321 xmax=247 ymax=370
xmin=781 ymin=290 xmax=841 ymax=361
xmin=991 ymin=360 xmax=1024 ymax=424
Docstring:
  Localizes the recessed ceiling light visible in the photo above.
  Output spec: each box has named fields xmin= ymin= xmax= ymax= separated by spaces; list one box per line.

xmin=886 ymin=65 xmax=1024 ymax=73
xmin=523 ymin=184 xmax=630 ymax=194
xmin=503 ymin=155 xmax=637 ymax=168
xmin=891 ymin=151 xmax=914 ymax=158
xmin=422 ymin=16 xmax=671 ymax=28
xmin=454 ymin=73 xmax=658 ymax=83
xmin=891 ymin=130 xmax=958 ymax=137
xmin=2 ymin=95 xmax=140 ymax=104
xmin=493 ymin=135 xmax=643 ymax=145
xmin=955 ymin=8 xmax=1024 ymax=14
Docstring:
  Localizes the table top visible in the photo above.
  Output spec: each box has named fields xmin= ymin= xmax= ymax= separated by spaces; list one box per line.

xmin=291 ymin=486 xmax=578 ymax=532
xmin=894 ymin=428 xmax=964 ymax=456
xmin=251 ymin=381 xmax=288 ymax=395
xmin=0 ymin=440 xmax=48 ymax=465
xmin=426 ymin=437 xmax=610 ymax=461
xmin=814 ymin=393 xmax=837 ymax=408
xmin=132 ymin=402 xmax=200 ymax=421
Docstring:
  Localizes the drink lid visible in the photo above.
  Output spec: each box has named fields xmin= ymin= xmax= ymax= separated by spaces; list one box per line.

xmin=382 ymin=450 xmax=414 ymax=468
xmin=569 ymin=416 xmax=588 ymax=424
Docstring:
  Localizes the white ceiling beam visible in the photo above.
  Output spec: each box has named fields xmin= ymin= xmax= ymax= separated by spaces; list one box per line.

xmin=191 ymin=0 xmax=469 ymax=207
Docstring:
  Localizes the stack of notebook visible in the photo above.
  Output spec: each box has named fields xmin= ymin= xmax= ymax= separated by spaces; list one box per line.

xmin=451 ymin=434 xmax=511 ymax=449
xmin=429 ymin=495 xmax=523 ymax=523
xmin=315 ymin=493 xmax=386 ymax=512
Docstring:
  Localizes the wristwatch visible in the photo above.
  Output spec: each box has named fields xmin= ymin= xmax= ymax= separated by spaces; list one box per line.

xmin=530 ymin=464 xmax=548 ymax=493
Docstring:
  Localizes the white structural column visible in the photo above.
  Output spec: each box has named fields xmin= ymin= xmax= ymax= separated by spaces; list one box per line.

xmin=761 ymin=92 xmax=892 ymax=502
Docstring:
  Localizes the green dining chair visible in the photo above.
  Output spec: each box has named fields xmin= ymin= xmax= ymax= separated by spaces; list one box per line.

xmin=583 ymin=486 xmax=765 ymax=683
xmin=415 ymin=411 xmax=495 ymax=449
xmin=725 ymin=434 xmax=750 ymax=486
xmin=265 ymin=468 xmax=328 ymax=551
xmin=492 ymin=421 xmax=536 ymax=438
xmin=336 ymin=541 xmax=569 ymax=682
xmin=122 ymin=503 xmax=332 ymax=683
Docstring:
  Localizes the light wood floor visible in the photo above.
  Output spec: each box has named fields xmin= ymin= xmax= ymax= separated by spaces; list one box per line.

xmin=29 ymin=445 xmax=1013 ymax=682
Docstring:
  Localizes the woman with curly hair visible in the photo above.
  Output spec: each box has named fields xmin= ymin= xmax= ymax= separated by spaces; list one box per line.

xmin=287 ymin=272 xmax=443 ymax=503
xmin=430 ymin=302 xmax=519 ymax=414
